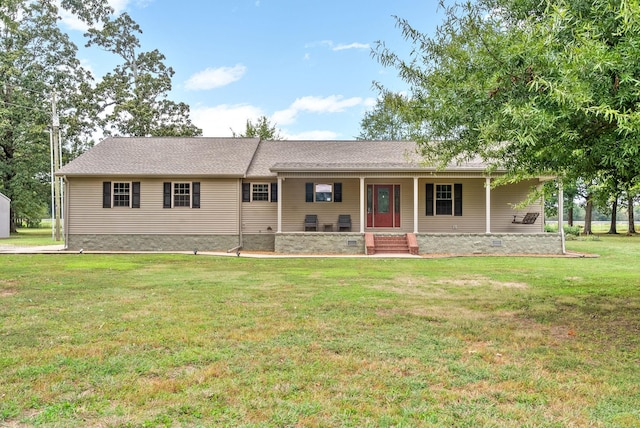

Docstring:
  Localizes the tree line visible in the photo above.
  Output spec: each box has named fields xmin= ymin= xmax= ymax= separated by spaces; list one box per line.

xmin=1 ymin=0 xmax=200 ymax=232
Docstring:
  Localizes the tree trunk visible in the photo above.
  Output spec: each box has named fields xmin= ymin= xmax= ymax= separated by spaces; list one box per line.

xmin=629 ymin=194 xmax=636 ymax=234
xmin=583 ymin=194 xmax=593 ymax=235
xmin=9 ymin=206 xmax=17 ymax=233
xmin=568 ymin=205 xmax=574 ymax=226
xmin=607 ymin=197 xmax=618 ymax=234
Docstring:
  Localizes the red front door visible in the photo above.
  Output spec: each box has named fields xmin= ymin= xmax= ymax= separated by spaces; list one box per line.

xmin=367 ymin=184 xmax=399 ymax=228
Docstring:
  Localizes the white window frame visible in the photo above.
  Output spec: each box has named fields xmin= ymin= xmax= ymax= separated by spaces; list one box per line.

xmin=435 ymin=184 xmax=453 ymax=216
xmin=252 ymin=183 xmax=270 ymax=202
xmin=113 ymin=182 xmax=131 ymax=208
xmin=315 ymin=183 xmax=333 ymax=202
xmin=173 ymin=182 xmax=191 ymax=208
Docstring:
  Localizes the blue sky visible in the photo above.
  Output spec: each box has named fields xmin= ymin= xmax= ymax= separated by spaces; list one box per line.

xmin=63 ymin=0 xmax=446 ymax=140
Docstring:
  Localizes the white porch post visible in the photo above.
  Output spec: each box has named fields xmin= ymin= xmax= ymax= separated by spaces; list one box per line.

xmin=359 ymin=177 xmax=365 ymax=233
xmin=413 ymin=176 xmax=419 ymax=234
xmin=277 ymin=176 xmax=283 ymax=233
xmin=558 ymin=181 xmax=565 ymax=253
xmin=485 ymin=177 xmax=491 ymax=234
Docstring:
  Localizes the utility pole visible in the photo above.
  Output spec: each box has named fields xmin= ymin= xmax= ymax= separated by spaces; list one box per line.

xmin=52 ymin=92 xmax=62 ymax=241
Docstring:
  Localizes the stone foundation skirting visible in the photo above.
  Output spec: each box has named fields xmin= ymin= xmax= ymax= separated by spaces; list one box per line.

xmin=67 ymin=232 xmax=562 ymax=255
xmin=275 ymin=233 xmax=364 ymax=255
xmin=416 ymin=233 xmax=563 ymax=255
xmin=241 ymin=234 xmax=276 ymax=252
xmin=66 ymin=234 xmax=240 ymax=252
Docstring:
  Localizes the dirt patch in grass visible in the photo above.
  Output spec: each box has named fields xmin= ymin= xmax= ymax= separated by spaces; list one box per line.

xmin=0 ymin=288 xmax=18 ymax=297
xmin=435 ymin=275 xmax=528 ymax=289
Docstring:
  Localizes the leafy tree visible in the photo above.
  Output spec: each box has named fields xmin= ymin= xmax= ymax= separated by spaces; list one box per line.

xmin=358 ymin=92 xmax=416 ymax=140
xmin=232 ymin=116 xmax=283 ymax=140
xmin=1 ymin=0 xmax=104 ymax=232
xmin=86 ymin=13 xmax=201 ymax=137
xmin=372 ymin=0 xmax=640 ymax=191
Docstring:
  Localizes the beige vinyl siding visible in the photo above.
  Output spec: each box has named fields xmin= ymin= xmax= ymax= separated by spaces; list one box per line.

xmin=280 ymin=178 xmax=361 ymax=232
xmin=242 ymin=181 xmax=278 ymax=233
xmin=364 ymin=178 xmax=415 ymax=233
xmin=490 ymin=179 xmax=544 ymax=233
xmin=417 ymin=178 xmax=543 ymax=233
xmin=67 ymin=177 xmax=238 ymax=235
xmin=419 ymin=179 xmax=485 ymax=233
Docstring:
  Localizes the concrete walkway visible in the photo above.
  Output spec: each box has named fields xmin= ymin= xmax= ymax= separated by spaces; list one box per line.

xmin=0 ymin=244 xmax=594 ymax=258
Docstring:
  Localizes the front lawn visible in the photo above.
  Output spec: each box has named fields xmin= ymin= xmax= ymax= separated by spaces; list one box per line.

xmin=0 ymin=237 xmax=638 ymax=426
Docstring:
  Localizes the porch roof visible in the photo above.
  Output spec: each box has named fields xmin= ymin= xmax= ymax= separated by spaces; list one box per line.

xmin=249 ymin=140 xmax=496 ymax=177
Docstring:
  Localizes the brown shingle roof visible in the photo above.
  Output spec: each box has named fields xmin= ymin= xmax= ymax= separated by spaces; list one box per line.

xmin=246 ymin=140 xmax=424 ymax=177
xmin=247 ymin=140 xmax=491 ymax=177
xmin=57 ymin=137 xmax=260 ymax=177
xmin=57 ymin=137 xmax=496 ymax=178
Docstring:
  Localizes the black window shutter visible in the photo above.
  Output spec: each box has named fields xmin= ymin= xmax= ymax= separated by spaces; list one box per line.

xmin=163 ymin=182 xmax=172 ymax=208
xmin=305 ymin=182 xmax=314 ymax=202
xmin=103 ymin=181 xmax=111 ymax=208
xmin=334 ymin=182 xmax=342 ymax=202
xmin=454 ymin=183 xmax=462 ymax=216
xmin=132 ymin=182 xmax=140 ymax=208
xmin=271 ymin=182 xmax=278 ymax=202
xmin=242 ymin=183 xmax=250 ymax=202
xmin=192 ymin=182 xmax=200 ymax=208
xmin=425 ymin=183 xmax=434 ymax=216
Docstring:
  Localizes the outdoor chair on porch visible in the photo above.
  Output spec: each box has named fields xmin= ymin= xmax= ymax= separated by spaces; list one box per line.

xmin=512 ymin=212 xmax=540 ymax=224
xmin=304 ymin=214 xmax=318 ymax=231
xmin=337 ymin=214 xmax=352 ymax=231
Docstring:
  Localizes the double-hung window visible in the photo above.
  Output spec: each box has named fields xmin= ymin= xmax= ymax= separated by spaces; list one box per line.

xmin=102 ymin=181 xmax=140 ymax=208
xmin=173 ymin=183 xmax=191 ymax=207
xmin=163 ymin=182 xmax=200 ymax=208
xmin=426 ymin=183 xmax=462 ymax=216
xmin=252 ymin=184 xmax=270 ymax=201
xmin=435 ymin=184 xmax=453 ymax=215
xmin=113 ymin=182 xmax=131 ymax=207
xmin=242 ymin=183 xmax=277 ymax=202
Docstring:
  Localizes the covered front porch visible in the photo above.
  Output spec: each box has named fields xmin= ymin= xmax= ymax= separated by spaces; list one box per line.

xmin=266 ymin=172 xmax=563 ymax=255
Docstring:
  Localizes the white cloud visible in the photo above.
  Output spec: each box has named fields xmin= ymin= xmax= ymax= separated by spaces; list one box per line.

xmin=273 ymin=95 xmax=372 ymax=126
xmin=185 ymin=65 xmax=247 ymax=91
xmin=190 ymin=104 xmax=264 ymax=137
xmin=333 ymin=42 xmax=370 ymax=51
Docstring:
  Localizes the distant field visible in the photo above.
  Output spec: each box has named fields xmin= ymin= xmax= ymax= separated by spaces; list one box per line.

xmin=1 ymin=237 xmax=638 ymax=426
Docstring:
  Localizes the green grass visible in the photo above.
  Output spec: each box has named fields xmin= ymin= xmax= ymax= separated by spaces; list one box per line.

xmin=2 ymin=222 xmax=62 ymax=247
xmin=1 ymin=237 xmax=639 ymax=426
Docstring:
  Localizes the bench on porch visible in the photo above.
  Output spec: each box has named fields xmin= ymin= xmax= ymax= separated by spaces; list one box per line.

xmin=512 ymin=212 xmax=540 ymax=224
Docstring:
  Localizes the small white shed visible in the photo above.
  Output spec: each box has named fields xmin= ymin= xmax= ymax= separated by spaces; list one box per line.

xmin=0 ymin=192 xmax=10 ymax=238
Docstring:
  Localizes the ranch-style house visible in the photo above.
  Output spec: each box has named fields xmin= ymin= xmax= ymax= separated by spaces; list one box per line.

xmin=56 ymin=137 xmax=562 ymax=255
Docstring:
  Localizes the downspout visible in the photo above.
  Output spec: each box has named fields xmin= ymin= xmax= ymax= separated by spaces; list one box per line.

xmin=63 ymin=176 xmax=69 ymax=249
xmin=239 ymin=178 xmax=243 ymax=250
xmin=227 ymin=178 xmax=243 ymax=255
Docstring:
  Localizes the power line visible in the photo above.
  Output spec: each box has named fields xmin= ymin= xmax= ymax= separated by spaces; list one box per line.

xmin=2 ymin=81 xmax=50 ymax=97
xmin=0 ymin=100 xmax=48 ymax=112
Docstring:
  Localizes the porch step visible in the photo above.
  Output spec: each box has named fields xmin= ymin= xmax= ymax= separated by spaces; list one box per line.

xmin=373 ymin=235 xmax=410 ymax=254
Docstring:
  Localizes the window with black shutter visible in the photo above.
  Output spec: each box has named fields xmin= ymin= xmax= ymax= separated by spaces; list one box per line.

xmin=192 ymin=182 xmax=200 ymax=208
xmin=425 ymin=183 xmax=433 ymax=216
xmin=103 ymin=181 xmax=111 ymax=208
xmin=132 ymin=182 xmax=140 ymax=208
